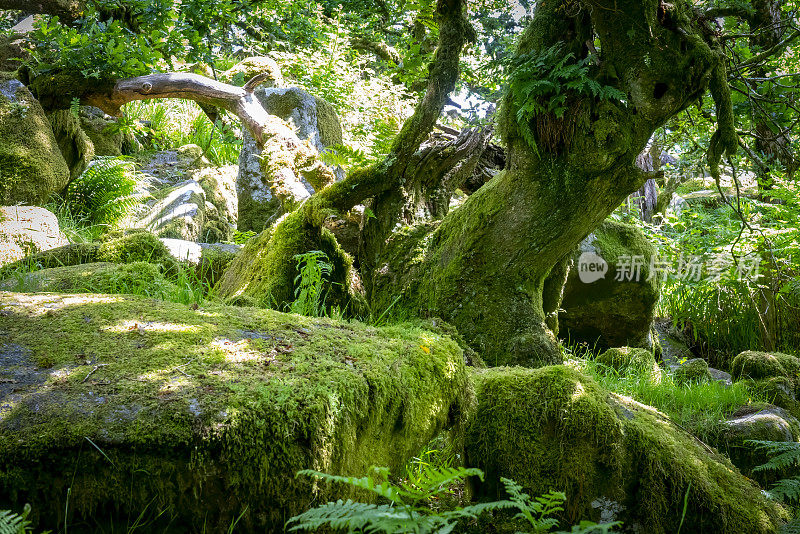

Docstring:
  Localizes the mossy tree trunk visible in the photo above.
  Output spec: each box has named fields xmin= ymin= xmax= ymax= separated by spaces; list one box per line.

xmin=365 ymin=0 xmax=736 ymax=366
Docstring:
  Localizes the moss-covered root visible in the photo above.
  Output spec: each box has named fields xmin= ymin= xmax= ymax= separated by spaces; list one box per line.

xmin=465 ymin=366 xmax=788 ymax=533
xmin=0 ymin=292 xmax=472 ymax=531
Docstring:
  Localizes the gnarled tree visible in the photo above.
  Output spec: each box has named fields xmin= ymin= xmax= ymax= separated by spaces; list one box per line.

xmin=9 ymin=0 xmax=761 ymax=367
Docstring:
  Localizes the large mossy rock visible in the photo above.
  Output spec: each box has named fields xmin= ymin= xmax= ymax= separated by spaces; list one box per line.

xmin=135 ymin=166 xmax=238 ymax=243
xmin=0 ymin=292 xmax=471 ymax=531
xmin=0 ymin=206 xmax=67 ymax=267
xmin=732 ymin=351 xmax=800 ymax=417
xmin=465 ymin=366 xmax=787 ymax=533
xmin=1 ymin=231 xmax=178 ymax=275
xmin=237 ymin=87 xmax=343 ymax=232
xmin=0 ymin=262 xmax=176 ymax=297
xmin=559 ymin=220 xmax=660 ymax=352
xmin=220 ymin=56 xmax=284 ymax=88
xmin=0 ymin=73 xmax=70 ymax=205
xmin=718 ymin=405 xmax=800 ymax=484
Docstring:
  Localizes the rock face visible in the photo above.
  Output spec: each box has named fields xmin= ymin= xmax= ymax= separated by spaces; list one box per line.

xmin=0 ymin=206 xmax=67 ymax=266
xmin=0 ymin=292 xmax=471 ymax=531
xmin=465 ymin=366 xmax=787 ymax=533
xmin=136 ymin=166 xmax=238 ymax=243
xmin=0 ymin=73 xmax=70 ymax=205
xmin=559 ymin=220 xmax=660 ymax=352
xmin=237 ymin=87 xmax=343 ymax=232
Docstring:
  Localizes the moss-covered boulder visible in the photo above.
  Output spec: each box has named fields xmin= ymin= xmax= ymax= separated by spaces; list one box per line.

xmin=719 ymin=405 xmax=800 ymax=484
xmin=221 ymin=56 xmax=284 ymax=88
xmin=135 ymin=166 xmax=237 ymax=243
xmin=732 ymin=351 xmax=800 ymax=417
xmin=732 ymin=351 xmax=800 ymax=383
xmin=78 ymin=106 xmax=123 ymax=156
xmin=1 ymin=232 xmax=178 ymax=276
xmin=0 ymin=206 xmax=68 ymax=267
xmin=218 ymin=209 xmax=364 ymax=313
xmin=465 ymin=366 xmax=787 ymax=533
xmin=47 ymin=109 xmax=94 ymax=181
xmin=0 ymin=73 xmax=70 ymax=205
xmin=673 ymin=358 xmax=713 ymax=384
xmin=0 ymin=292 xmax=471 ymax=531
xmin=0 ymin=262 xmax=176 ymax=297
xmin=559 ymin=220 xmax=660 ymax=352
xmin=237 ymin=87 xmax=343 ymax=232
xmin=596 ymin=346 xmax=660 ymax=377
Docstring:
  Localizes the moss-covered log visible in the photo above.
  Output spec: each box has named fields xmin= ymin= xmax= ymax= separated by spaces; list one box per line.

xmin=0 ymin=292 xmax=472 ymax=531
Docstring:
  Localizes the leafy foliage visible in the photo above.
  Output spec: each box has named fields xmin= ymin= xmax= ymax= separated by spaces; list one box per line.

xmin=509 ymin=45 xmax=625 ymax=152
xmin=286 ymin=466 xmax=619 ymax=533
xmin=748 ymin=439 xmax=800 ymax=534
xmin=65 ymin=156 xmax=143 ymax=229
xmin=289 ymin=250 xmax=334 ymax=317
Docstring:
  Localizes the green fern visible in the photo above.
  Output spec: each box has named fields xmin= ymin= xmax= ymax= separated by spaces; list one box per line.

xmin=748 ymin=440 xmax=800 ymax=504
xmin=508 ymin=44 xmax=626 ymax=153
xmin=290 ymin=250 xmax=334 ymax=317
xmin=286 ymin=466 xmax=621 ymax=533
xmin=65 ymin=156 xmax=143 ymax=228
xmin=0 ymin=505 xmax=34 ymax=534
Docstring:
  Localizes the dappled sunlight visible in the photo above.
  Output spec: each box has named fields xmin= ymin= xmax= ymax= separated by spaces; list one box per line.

xmin=104 ymin=319 xmax=201 ymax=334
xmin=212 ymin=337 xmax=268 ymax=363
xmin=0 ymin=292 xmax=123 ymax=316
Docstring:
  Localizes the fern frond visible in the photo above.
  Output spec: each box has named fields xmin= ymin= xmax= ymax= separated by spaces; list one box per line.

xmin=297 ymin=469 xmax=405 ymax=503
xmin=748 ymin=440 xmax=800 ymax=472
xmin=285 ymin=500 xmax=412 ymax=532
xmin=780 ymin=517 xmax=800 ymax=534
xmin=0 ymin=507 xmax=33 ymax=534
xmin=398 ymin=466 xmax=483 ymax=502
xmin=766 ymin=477 xmax=800 ymax=503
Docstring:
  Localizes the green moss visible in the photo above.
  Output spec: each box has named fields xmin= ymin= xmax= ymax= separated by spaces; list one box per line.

xmin=560 ymin=220 xmax=660 ymax=352
xmin=596 ymin=347 xmax=660 ymax=377
xmin=0 ymin=262 xmax=176 ymax=297
xmin=466 ymin=365 xmax=788 ymax=533
xmin=47 ymin=109 xmax=94 ymax=181
xmin=221 ymin=56 xmax=283 ymax=87
xmin=218 ymin=210 xmax=365 ymax=314
xmin=79 ymin=111 xmax=123 ymax=156
xmin=197 ymin=246 xmax=237 ymax=288
xmin=0 ymin=72 xmax=70 ymax=205
xmin=731 ymin=351 xmax=800 ymax=383
xmin=0 ymin=292 xmax=472 ymax=531
xmin=0 ymin=243 xmax=100 ymax=277
xmin=96 ymin=232 xmax=178 ymax=272
xmin=673 ymin=358 xmax=712 ymax=385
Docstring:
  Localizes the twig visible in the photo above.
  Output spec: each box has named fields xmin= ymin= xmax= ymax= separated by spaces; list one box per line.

xmin=82 ymin=364 xmax=109 ymax=383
